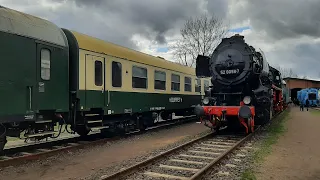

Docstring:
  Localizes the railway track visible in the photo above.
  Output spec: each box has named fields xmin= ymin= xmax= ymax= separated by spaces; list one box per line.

xmin=0 ymin=115 xmax=197 ymax=167
xmin=98 ymin=109 xmax=288 ymax=180
xmin=99 ymin=127 xmax=257 ymax=180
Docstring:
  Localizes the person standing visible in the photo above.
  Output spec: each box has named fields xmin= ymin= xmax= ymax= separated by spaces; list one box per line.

xmin=305 ymin=99 xmax=309 ymax=111
xmin=300 ymin=101 xmax=304 ymax=111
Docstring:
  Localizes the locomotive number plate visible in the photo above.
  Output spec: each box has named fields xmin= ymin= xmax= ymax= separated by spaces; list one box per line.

xmin=220 ymin=69 xmax=239 ymax=75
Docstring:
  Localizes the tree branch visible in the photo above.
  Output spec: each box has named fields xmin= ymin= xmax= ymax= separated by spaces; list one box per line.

xmin=172 ymin=13 xmax=229 ymax=67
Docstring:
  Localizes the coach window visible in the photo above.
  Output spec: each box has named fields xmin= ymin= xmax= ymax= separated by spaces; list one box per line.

xmin=132 ymin=66 xmax=148 ymax=89
xmin=154 ymin=70 xmax=166 ymax=90
xmin=112 ymin=61 xmax=122 ymax=87
xmin=195 ymin=78 xmax=201 ymax=92
xmin=184 ymin=77 xmax=192 ymax=92
xmin=204 ymin=80 xmax=210 ymax=91
xmin=95 ymin=61 xmax=103 ymax=86
xmin=41 ymin=49 xmax=51 ymax=80
xmin=171 ymin=74 xmax=180 ymax=91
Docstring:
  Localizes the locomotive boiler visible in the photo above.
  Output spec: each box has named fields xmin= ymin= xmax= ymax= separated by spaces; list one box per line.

xmin=194 ymin=34 xmax=284 ymax=134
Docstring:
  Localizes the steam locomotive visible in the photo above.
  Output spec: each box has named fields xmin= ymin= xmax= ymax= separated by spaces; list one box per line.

xmin=194 ymin=34 xmax=285 ymax=134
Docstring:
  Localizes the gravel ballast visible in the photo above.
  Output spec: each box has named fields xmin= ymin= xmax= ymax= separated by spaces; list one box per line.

xmin=0 ymin=121 xmax=211 ymax=180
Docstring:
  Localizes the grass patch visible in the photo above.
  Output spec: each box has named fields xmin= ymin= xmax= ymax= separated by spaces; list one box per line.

xmin=310 ymin=109 xmax=320 ymax=116
xmin=241 ymin=109 xmax=291 ymax=180
xmin=253 ymin=110 xmax=290 ymax=163
xmin=241 ymin=169 xmax=257 ymax=180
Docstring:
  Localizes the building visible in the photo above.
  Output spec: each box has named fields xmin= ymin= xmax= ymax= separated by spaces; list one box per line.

xmin=283 ymin=77 xmax=320 ymax=100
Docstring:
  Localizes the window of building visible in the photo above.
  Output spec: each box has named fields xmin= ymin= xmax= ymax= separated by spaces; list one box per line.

xmin=132 ymin=66 xmax=148 ymax=89
xmin=41 ymin=49 xmax=51 ymax=80
xmin=154 ymin=70 xmax=166 ymax=90
xmin=95 ymin=61 xmax=103 ymax=86
xmin=184 ymin=76 xmax=192 ymax=92
xmin=195 ymin=78 xmax=201 ymax=92
xmin=204 ymin=80 xmax=210 ymax=91
xmin=171 ymin=74 xmax=180 ymax=91
xmin=112 ymin=61 xmax=122 ymax=87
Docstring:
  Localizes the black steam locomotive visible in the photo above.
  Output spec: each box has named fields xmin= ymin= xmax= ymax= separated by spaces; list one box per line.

xmin=194 ymin=34 xmax=284 ymax=134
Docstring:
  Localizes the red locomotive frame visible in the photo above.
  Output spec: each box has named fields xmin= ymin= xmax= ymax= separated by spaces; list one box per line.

xmin=199 ymin=84 xmax=284 ymax=134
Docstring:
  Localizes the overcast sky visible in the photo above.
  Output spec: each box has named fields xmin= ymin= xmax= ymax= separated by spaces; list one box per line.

xmin=2 ymin=0 xmax=320 ymax=80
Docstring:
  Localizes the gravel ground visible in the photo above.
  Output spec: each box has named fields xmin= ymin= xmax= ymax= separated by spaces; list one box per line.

xmin=0 ymin=122 xmax=210 ymax=180
xmin=256 ymin=107 xmax=320 ymax=180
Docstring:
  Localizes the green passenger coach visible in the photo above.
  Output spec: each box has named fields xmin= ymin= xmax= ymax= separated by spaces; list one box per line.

xmin=0 ymin=5 xmax=211 ymax=153
xmin=0 ymin=6 xmax=69 ymax=150
xmin=62 ymin=30 xmax=209 ymax=136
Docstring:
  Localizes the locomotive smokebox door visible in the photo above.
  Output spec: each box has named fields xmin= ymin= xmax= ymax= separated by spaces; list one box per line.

xmin=195 ymin=55 xmax=211 ymax=77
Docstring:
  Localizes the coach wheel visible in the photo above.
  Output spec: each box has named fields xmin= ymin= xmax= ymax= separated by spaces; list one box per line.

xmin=160 ymin=112 xmax=171 ymax=121
xmin=75 ymin=125 xmax=90 ymax=137
xmin=139 ymin=123 xmax=147 ymax=132
xmin=115 ymin=122 xmax=129 ymax=136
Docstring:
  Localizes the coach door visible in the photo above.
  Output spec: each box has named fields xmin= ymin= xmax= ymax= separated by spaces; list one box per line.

xmin=36 ymin=43 xmax=69 ymax=111
xmin=85 ymin=54 xmax=106 ymax=108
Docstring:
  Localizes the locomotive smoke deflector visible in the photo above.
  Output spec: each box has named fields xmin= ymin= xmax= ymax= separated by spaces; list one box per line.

xmin=195 ymin=55 xmax=211 ymax=77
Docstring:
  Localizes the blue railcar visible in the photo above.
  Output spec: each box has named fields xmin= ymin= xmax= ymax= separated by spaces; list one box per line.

xmin=306 ymin=88 xmax=319 ymax=107
xmin=298 ymin=89 xmax=308 ymax=105
xmin=298 ymin=88 xmax=319 ymax=107
xmin=297 ymin=90 xmax=302 ymax=104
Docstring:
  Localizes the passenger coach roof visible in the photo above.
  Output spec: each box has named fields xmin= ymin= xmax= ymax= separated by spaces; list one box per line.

xmin=71 ymin=30 xmax=195 ymax=75
xmin=0 ymin=6 xmax=68 ymax=47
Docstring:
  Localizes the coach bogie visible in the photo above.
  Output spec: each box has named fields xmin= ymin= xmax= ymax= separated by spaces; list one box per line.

xmin=159 ymin=111 xmax=173 ymax=121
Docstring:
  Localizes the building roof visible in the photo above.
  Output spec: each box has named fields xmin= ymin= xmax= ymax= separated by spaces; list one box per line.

xmin=283 ymin=77 xmax=320 ymax=83
xmin=71 ymin=30 xmax=196 ymax=75
xmin=0 ymin=6 xmax=68 ymax=47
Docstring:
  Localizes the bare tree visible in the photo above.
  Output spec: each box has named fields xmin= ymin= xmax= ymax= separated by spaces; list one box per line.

xmin=274 ymin=65 xmax=299 ymax=78
xmin=275 ymin=65 xmax=299 ymax=78
xmin=171 ymin=13 xmax=229 ymax=67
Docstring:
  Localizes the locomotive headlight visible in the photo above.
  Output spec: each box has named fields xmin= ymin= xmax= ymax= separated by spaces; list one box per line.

xmin=243 ymin=96 xmax=251 ymax=105
xmin=202 ymin=97 xmax=210 ymax=105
